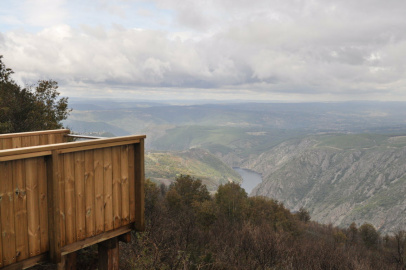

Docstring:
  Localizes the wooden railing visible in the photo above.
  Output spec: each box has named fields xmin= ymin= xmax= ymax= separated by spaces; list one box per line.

xmin=0 ymin=129 xmax=70 ymax=150
xmin=0 ymin=131 xmax=145 ymax=269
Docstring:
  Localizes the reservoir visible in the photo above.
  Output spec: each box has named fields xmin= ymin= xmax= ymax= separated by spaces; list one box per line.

xmin=233 ymin=167 xmax=263 ymax=194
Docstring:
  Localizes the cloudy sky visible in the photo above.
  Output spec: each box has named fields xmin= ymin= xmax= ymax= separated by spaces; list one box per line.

xmin=1 ymin=0 xmax=406 ymax=101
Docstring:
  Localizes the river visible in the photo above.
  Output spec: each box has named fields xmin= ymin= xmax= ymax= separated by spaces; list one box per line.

xmin=233 ymin=167 xmax=263 ymax=194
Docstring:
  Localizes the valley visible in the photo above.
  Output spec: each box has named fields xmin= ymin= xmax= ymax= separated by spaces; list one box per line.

xmin=64 ymin=99 xmax=406 ymax=233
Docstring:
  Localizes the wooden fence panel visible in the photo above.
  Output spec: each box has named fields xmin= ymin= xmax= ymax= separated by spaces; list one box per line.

xmin=0 ymin=133 xmax=146 ymax=269
xmin=74 ymin=151 xmax=86 ymax=241
xmin=38 ymin=157 xmax=49 ymax=253
xmin=26 ymin=158 xmax=41 ymax=258
xmin=64 ymin=153 xmax=76 ymax=245
xmin=128 ymin=144 xmax=135 ymax=223
xmin=0 ymin=162 xmax=16 ymax=266
xmin=94 ymin=149 xmax=105 ymax=235
xmin=85 ymin=150 xmax=95 ymax=238
xmin=112 ymin=147 xmax=122 ymax=229
xmin=121 ymin=145 xmax=130 ymax=225
xmin=58 ymin=154 xmax=66 ymax=248
xmin=0 ymin=129 xmax=70 ymax=150
xmin=103 ymin=148 xmax=114 ymax=232
xmin=13 ymin=160 xmax=28 ymax=262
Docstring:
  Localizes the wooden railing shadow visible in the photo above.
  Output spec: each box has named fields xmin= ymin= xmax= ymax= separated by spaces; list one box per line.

xmin=0 ymin=129 xmax=145 ymax=269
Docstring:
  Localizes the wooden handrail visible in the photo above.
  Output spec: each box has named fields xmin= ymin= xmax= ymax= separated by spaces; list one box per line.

xmin=0 ymin=129 xmax=70 ymax=139
xmin=0 ymin=135 xmax=146 ymax=161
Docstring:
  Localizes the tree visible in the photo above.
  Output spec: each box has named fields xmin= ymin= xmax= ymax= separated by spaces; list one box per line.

xmin=166 ymin=175 xmax=211 ymax=209
xmin=0 ymin=56 xmax=70 ymax=133
xmin=215 ymin=182 xmax=248 ymax=222
xmin=359 ymin=223 xmax=380 ymax=249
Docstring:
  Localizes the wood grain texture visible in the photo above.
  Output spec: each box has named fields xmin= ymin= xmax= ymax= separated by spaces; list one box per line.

xmin=103 ymin=148 xmax=113 ymax=232
xmin=128 ymin=145 xmax=135 ymax=223
xmin=84 ymin=150 xmax=95 ymax=238
xmin=13 ymin=160 xmax=28 ymax=262
xmin=120 ymin=146 xmax=130 ymax=225
xmin=112 ymin=147 xmax=121 ymax=229
xmin=25 ymin=158 xmax=41 ymax=257
xmin=134 ymin=140 xmax=145 ymax=231
xmin=47 ymin=151 xmax=62 ymax=263
xmin=64 ymin=153 xmax=76 ymax=245
xmin=74 ymin=151 xmax=86 ymax=241
xmin=94 ymin=149 xmax=104 ymax=235
xmin=0 ymin=162 xmax=16 ymax=266
xmin=37 ymin=157 xmax=49 ymax=253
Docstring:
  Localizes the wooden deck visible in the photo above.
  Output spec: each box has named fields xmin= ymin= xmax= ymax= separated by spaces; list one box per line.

xmin=0 ymin=130 xmax=145 ymax=269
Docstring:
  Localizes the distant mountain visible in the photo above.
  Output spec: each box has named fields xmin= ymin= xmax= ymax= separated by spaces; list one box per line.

xmin=246 ymin=134 xmax=406 ymax=233
xmin=145 ymin=148 xmax=242 ymax=191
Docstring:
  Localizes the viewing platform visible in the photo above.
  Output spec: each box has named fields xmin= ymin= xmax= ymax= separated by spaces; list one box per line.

xmin=0 ymin=129 xmax=146 ymax=269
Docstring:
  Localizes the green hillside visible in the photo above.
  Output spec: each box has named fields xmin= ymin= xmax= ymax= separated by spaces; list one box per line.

xmin=145 ymin=148 xmax=242 ymax=191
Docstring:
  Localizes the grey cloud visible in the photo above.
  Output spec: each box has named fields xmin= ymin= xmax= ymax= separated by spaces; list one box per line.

xmin=2 ymin=0 xmax=406 ymax=100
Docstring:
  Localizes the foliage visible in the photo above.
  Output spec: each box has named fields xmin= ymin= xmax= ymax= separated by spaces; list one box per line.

xmin=115 ymin=176 xmax=405 ymax=270
xmin=0 ymin=56 xmax=70 ymax=133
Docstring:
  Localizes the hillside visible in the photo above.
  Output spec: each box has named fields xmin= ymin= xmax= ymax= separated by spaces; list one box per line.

xmin=145 ymin=148 xmax=242 ymax=191
xmin=247 ymin=134 xmax=406 ymax=233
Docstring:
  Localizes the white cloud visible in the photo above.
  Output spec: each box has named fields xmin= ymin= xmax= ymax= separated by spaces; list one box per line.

xmin=1 ymin=0 xmax=406 ymax=101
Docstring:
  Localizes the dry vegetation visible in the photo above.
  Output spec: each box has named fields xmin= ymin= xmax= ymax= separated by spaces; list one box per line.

xmin=68 ymin=175 xmax=405 ymax=269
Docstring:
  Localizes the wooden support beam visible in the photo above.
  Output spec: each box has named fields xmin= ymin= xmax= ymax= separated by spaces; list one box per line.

xmin=57 ymin=252 xmax=77 ymax=270
xmin=98 ymin=237 xmax=119 ymax=270
xmin=118 ymin=232 xmax=131 ymax=243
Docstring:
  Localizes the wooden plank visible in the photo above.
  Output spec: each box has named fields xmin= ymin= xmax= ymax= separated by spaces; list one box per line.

xmin=59 ymin=140 xmax=141 ymax=154
xmin=94 ymin=149 xmax=104 ymax=235
xmin=84 ymin=150 xmax=95 ymax=238
xmin=134 ymin=140 xmax=145 ymax=231
xmin=30 ymin=135 xmax=40 ymax=147
xmin=25 ymin=158 xmax=41 ymax=257
xmin=48 ymin=134 xmax=56 ymax=144
xmin=74 ymin=151 xmax=86 ymax=241
xmin=21 ymin=137 xmax=31 ymax=148
xmin=128 ymin=144 xmax=135 ymax=223
xmin=39 ymin=134 xmax=47 ymax=146
xmin=103 ymin=148 xmax=114 ymax=232
xmin=13 ymin=160 xmax=29 ymax=262
xmin=47 ymin=151 xmax=62 ymax=263
xmin=61 ymin=224 xmax=132 ymax=256
xmin=0 ymin=162 xmax=16 ymax=266
xmin=0 ymin=151 xmax=52 ymax=162
xmin=1 ymin=253 xmax=47 ymax=270
xmin=0 ymin=135 xmax=146 ymax=159
xmin=11 ymin=137 xmax=21 ymax=149
xmin=120 ymin=146 xmax=130 ymax=225
xmin=37 ymin=157 xmax=49 ymax=253
xmin=64 ymin=153 xmax=76 ymax=245
xmin=58 ymin=155 xmax=66 ymax=248
xmin=98 ymin=237 xmax=119 ymax=270
xmin=0 ymin=129 xmax=70 ymax=139
xmin=2 ymin=139 xmax=12 ymax=150
xmin=112 ymin=147 xmax=121 ymax=229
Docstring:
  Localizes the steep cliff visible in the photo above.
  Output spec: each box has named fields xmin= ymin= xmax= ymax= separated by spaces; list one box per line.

xmin=249 ymin=134 xmax=406 ymax=232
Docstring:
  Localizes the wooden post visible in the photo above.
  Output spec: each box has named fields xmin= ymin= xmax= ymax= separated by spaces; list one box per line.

xmin=134 ymin=140 xmax=145 ymax=231
xmin=98 ymin=237 xmax=119 ymax=270
xmin=47 ymin=151 xmax=62 ymax=263
xmin=58 ymin=252 xmax=77 ymax=270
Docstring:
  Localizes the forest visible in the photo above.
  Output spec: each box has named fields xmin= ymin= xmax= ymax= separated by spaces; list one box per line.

xmin=62 ymin=175 xmax=405 ymax=270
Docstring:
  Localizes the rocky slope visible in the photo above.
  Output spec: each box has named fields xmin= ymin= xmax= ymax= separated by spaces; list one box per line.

xmin=248 ymin=134 xmax=406 ymax=233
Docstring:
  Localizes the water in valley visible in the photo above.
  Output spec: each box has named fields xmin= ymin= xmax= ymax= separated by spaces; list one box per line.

xmin=233 ymin=167 xmax=263 ymax=194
